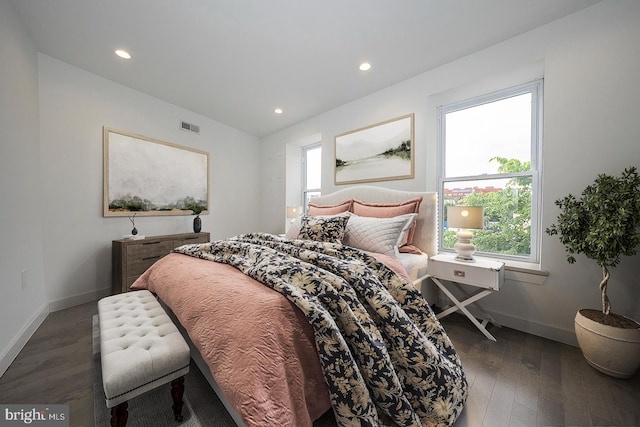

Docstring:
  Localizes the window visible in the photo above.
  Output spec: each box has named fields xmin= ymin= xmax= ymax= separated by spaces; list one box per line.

xmin=438 ymin=80 xmax=542 ymax=262
xmin=303 ymin=144 xmax=321 ymax=211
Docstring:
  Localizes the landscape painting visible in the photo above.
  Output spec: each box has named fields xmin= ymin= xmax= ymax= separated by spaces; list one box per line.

xmin=103 ymin=127 xmax=209 ymax=217
xmin=334 ymin=114 xmax=414 ymax=185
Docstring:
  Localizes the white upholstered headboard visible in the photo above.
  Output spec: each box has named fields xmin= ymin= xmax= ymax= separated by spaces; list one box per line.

xmin=311 ymin=186 xmax=437 ymax=257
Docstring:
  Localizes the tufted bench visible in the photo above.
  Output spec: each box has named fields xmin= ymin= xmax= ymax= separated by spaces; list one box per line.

xmin=98 ymin=290 xmax=190 ymax=427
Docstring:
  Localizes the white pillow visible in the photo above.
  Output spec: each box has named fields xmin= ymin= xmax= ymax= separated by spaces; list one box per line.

xmin=343 ymin=213 xmax=418 ymax=257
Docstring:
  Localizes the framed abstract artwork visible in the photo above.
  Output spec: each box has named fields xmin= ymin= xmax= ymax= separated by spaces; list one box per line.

xmin=103 ymin=127 xmax=209 ymax=217
xmin=334 ymin=114 xmax=414 ymax=185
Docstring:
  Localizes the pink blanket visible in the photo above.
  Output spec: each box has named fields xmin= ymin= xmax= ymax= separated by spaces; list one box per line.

xmin=132 ymin=250 xmax=410 ymax=427
xmin=132 ymin=252 xmax=330 ymax=426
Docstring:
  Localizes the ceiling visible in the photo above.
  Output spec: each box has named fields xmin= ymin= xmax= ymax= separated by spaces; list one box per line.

xmin=11 ymin=0 xmax=600 ymax=137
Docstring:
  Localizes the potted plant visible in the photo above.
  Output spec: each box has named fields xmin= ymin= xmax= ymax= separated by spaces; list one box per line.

xmin=546 ymin=166 xmax=640 ymax=378
xmin=185 ymin=202 xmax=206 ymax=233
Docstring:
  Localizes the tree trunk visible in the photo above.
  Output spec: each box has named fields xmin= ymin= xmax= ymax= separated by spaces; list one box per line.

xmin=600 ymin=265 xmax=611 ymax=315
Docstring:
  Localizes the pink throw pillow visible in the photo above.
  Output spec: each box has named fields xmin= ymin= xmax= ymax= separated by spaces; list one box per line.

xmin=307 ymin=200 xmax=352 ymax=216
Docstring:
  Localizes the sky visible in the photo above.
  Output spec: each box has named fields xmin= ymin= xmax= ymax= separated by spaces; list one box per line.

xmin=444 ymin=93 xmax=531 ymax=178
xmin=306 ymin=145 xmax=322 ymax=189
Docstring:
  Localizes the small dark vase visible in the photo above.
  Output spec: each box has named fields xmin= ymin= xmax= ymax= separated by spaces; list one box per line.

xmin=193 ymin=215 xmax=202 ymax=233
xmin=131 ymin=227 xmax=138 ymax=235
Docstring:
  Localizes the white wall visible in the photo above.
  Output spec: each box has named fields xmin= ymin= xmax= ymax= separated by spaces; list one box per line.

xmin=37 ymin=54 xmax=263 ymax=309
xmin=261 ymin=0 xmax=640 ymax=345
xmin=2 ymin=0 xmax=638 ymax=371
xmin=0 ymin=0 xmax=49 ymax=374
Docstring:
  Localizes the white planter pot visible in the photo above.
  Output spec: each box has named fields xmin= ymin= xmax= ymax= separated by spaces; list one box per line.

xmin=574 ymin=309 xmax=640 ymax=379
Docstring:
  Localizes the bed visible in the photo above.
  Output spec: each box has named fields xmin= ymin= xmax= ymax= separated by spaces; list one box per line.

xmin=303 ymin=186 xmax=436 ymax=303
xmin=131 ymin=186 xmax=467 ymax=427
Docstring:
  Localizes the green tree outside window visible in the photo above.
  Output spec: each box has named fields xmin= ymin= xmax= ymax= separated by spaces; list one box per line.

xmin=443 ymin=157 xmax=532 ymax=256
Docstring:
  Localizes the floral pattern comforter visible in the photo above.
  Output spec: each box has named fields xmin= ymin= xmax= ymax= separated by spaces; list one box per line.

xmin=174 ymin=233 xmax=467 ymax=427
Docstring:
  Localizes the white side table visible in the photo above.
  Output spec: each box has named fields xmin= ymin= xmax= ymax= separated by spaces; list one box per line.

xmin=420 ymin=254 xmax=505 ymax=341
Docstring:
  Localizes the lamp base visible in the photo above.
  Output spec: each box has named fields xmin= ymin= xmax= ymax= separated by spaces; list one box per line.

xmin=454 ymin=230 xmax=476 ymax=262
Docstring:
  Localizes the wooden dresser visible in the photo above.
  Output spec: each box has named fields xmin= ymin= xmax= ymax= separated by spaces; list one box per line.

xmin=112 ymin=232 xmax=210 ymax=294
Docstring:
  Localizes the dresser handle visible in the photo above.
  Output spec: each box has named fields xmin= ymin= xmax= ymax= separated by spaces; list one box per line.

xmin=142 ymin=241 xmax=160 ymax=246
xmin=142 ymin=256 xmax=161 ymax=261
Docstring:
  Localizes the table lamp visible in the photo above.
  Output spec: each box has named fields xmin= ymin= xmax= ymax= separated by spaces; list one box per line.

xmin=286 ymin=206 xmax=302 ymax=223
xmin=447 ymin=205 xmax=484 ymax=262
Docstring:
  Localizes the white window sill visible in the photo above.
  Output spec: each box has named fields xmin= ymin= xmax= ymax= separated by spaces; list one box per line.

xmin=504 ymin=264 xmax=549 ymax=285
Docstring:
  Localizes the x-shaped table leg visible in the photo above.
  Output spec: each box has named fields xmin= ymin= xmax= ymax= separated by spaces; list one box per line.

xmin=431 ymin=276 xmax=498 ymax=341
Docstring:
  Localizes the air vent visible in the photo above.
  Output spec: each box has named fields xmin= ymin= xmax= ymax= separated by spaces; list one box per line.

xmin=180 ymin=121 xmax=200 ymax=134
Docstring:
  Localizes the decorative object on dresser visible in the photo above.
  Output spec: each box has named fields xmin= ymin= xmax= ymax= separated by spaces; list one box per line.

xmin=424 ymin=254 xmax=504 ymax=341
xmin=193 ymin=216 xmax=202 ymax=233
xmin=446 ymin=205 xmax=484 ymax=262
xmin=334 ymin=114 xmax=414 ymax=185
xmin=184 ymin=200 xmax=206 ymax=233
xmin=546 ymin=166 xmax=640 ymax=378
xmin=103 ymin=126 xmax=209 ymax=217
xmin=128 ymin=213 xmax=138 ymax=236
xmin=112 ymin=232 xmax=210 ymax=294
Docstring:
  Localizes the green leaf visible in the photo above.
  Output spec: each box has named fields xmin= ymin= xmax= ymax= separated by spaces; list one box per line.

xmin=546 ymin=167 xmax=640 ymax=312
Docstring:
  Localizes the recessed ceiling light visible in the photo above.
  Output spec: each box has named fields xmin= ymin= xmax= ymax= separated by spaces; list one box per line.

xmin=274 ymin=108 xmax=284 ymax=114
xmin=115 ymin=49 xmax=132 ymax=60
xmin=359 ymin=62 xmax=371 ymax=71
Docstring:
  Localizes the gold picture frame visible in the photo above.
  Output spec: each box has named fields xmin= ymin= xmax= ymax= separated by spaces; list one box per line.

xmin=334 ymin=114 xmax=414 ymax=185
xmin=103 ymin=127 xmax=209 ymax=217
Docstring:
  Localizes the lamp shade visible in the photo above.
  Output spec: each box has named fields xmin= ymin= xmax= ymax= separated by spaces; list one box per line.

xmin=447 ymin=206 xmax=484 ymax=229
xmin=286 ymin=206 xmax=302 ymax=219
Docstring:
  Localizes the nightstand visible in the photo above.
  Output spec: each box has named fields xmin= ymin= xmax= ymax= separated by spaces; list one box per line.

xmin=422 ymin=254 xmax=505 ymax=341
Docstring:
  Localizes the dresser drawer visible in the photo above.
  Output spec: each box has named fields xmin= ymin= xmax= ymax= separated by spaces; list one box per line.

xmin=112 ymin=232 xmax=210 ymax=294
xmin=428 ymin=255 xmax=504 ymax=290
xmin=173 ymin=235 xmax=209 ymax=247
xmin=127 ymin=257 xmax=165 ymax=277
xmin=126 ymin=240 xmax=175 ymax=260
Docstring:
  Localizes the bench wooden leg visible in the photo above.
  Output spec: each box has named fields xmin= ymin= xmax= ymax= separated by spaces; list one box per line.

xmin=110 ymin=401 xmax=128 ymax=427
xmin=171 ymin=376 xmax=185 ymax=422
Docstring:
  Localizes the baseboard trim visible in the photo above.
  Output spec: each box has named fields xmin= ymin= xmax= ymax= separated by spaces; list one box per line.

xmin=0 ymin=302 xmax=49 ymax=377
xmin=483 ymin=309 xmax=578 ymax=347
xmin=48 ymin=287 xmax=111 ymax=312
xmin=435 ymin=289 xmax=578 ymax=347
xmin=1 ymin=289 xmax=112 ymax=376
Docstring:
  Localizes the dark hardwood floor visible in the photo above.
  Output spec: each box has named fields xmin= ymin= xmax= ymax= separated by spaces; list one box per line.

xmin=443 ymin=314 xmax=640 ymax=427
xmin=0 ymin=301 xmax=97 ymax=426
xmin=0 ymin=301 xmax=638 ymax=426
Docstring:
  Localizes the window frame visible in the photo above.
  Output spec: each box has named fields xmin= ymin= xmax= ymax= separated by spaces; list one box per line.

xmin=437 ymin=79 xmax=543 ymax=263
xmin=302 ymin=143 xmax=322 ymax=212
